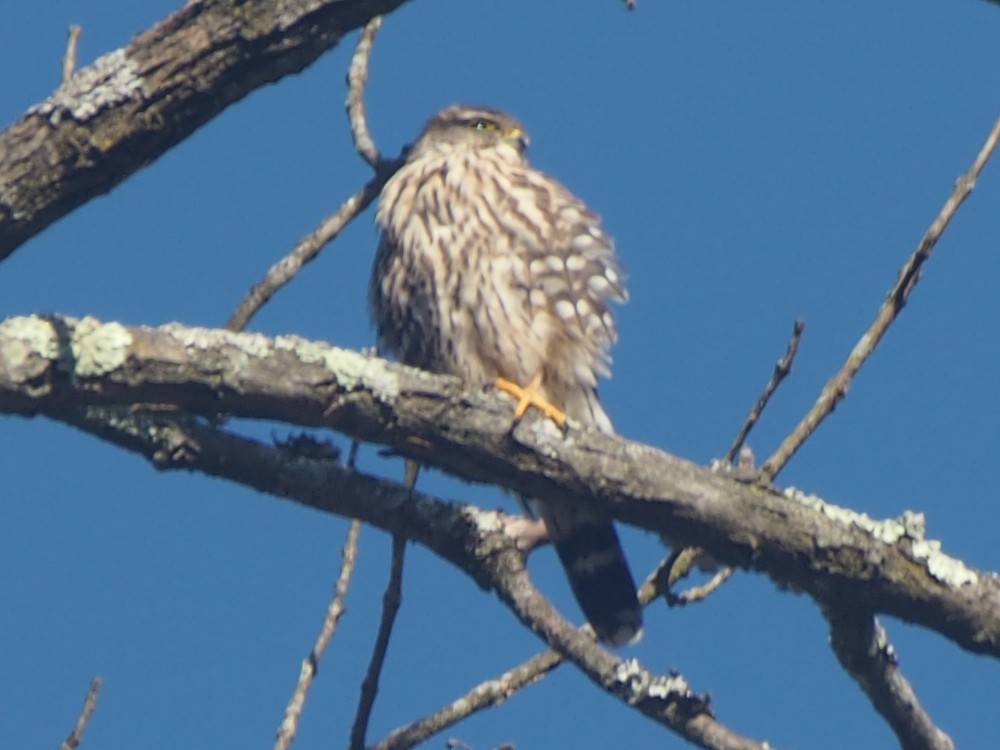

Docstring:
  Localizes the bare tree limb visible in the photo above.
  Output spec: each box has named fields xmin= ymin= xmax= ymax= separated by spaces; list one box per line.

xmin=487 ymin=544 xmax=770 ymax=750
xmin=0 ymin=0 xmax=408 ymax=261
xmin=39 ymin=406 xmax=767 ymax=750
xmin=827 ymin=608 xmax=955 ymax=750
xmin=761 ymin=111 xmax=1000 ymax=481
xmin=351 ymin=535 xmax=406 ymax=750
xmin=370 ymin=518 xmax=727 ymax=750
xmin=274 ymin=519 xmax=362 ymax=750
xmin=59 ymin=677 xmax=102 ymax=750
xmin=1 ymin=315 xmax=996 ymax=660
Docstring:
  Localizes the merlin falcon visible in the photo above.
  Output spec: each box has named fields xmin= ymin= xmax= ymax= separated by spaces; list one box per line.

xmin=369 ymin=104 xmax=642 ymax=645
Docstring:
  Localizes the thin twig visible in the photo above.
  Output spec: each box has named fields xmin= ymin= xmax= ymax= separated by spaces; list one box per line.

xmin=725 ymin=320 xmax=804 ymax=464
xmin=638 ymin=545 xmax=733 ymax=608
xmin=227 ymin=15 xmax=401 ymax=333
xmin=827 ymin=609 xmax=954 ymax=750
xmin=761 ymin=112 xmax=1000 ymax=481
xmin=59 ymin=677 xmax=101 ymax=750
xmin=350 ymin=534 xmax=406 ymax=750
xmin=370 ymin=647 xmax=562 ymax=750
xmin=666 ymin=322 xmax=805 ymax=605
xmin=672 ymin=567 xmax=734 ymax=605
xmin=637 ymin=546 xmax=687 ymax=605
xmin=226 ymin=178 xmax=384 ymax=332
xmin=273 ymin=519 xmax=362 ymax=750
xmin=62 ymin=25 xmax=82 ymax=84
xmin=346 ymin=17 xmax=383 ymax=168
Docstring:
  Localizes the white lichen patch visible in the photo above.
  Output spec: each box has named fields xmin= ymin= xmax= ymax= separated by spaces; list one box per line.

xmin=518 ymin=417 xmax=567 ymax=459
xmin=273 ymin=335 xmax=400 ymax=399
xmin=613 ymin=658 xmax=689 ymax=705
xmin=0 ymin=316 xmax=60 ymax=372
xmin=325 ymin=348 xmax=400 ymax=399
xmin=465 ymin=506 xmax=505 ymax=535
xmin=274 ymin=334 xmax=330 ymax=364
xmin=784 ymin=486 xmax=979 ymax=588
xmin=158 ymin=323 xmax=239 ymax=353
xmin=70 ymin=317 xmax=132 ymax=376
xmin=915 ymin=540 xmax=978 ymax=587
xmin=32 ymin=49 xmax=143 ymax=123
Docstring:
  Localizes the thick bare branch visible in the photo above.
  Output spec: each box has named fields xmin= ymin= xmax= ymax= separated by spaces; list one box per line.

xmin=827 ymin=609 xmax=955 ymax=750
xmin=0 ymin=0 xmax=407 ymax=261
xmin=274 ymin=520 xmax=362 ymax=750
xmin=371 ymin=529 xmax=727 ymax=750
xmin=487 ymin=546 xmax=769 ymax=750
xmin=1 ymin=314 xmax=996 ymax=660
xmin=43 ymin=406 xmax=763 ymax=750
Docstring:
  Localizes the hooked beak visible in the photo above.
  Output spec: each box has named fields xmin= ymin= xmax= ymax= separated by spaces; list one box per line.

xmin=504 ymin=126 xmax=529 ymax=152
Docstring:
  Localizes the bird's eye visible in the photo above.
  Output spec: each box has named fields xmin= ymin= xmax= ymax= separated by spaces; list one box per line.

xmin=471 ymin=119 xmax=496 ymax=131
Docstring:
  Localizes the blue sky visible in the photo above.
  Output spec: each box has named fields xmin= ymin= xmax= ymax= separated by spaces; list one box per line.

xmin=3 ymin=1 xmax=1000 ymax=748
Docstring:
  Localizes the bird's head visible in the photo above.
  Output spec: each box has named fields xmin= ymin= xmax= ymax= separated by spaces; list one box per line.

xmin=412 ymin=104 xmax=529 ymax=162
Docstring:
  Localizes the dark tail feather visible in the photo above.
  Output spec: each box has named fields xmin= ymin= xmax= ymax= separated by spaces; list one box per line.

xmin=544 ymin=504 xmax=642 ymax=646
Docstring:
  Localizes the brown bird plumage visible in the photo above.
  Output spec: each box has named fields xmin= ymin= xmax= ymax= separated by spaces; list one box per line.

xmin=370 ymin=104 xmax=641 ymax=645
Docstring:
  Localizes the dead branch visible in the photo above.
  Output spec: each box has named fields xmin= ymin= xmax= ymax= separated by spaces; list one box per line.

xmin=0 ymin=0 xmax=407 ymax=261
xmin=1 ymin=314 xmax=996 ymax=661
xmin=350 ymin=535 xmax=406 ymax=750
xmin=40 ymin=405 xmax=766 ymax=750
xmin=827 ymin=609 xmax=955 ymax=750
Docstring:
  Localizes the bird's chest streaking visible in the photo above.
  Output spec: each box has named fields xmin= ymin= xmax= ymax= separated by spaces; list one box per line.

xmin=370 ymin=149 xmax=626 ymax=427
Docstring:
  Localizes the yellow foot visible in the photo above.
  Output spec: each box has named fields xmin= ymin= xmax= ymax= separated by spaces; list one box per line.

xmin=495 ymin=373 xmax=567 ymax=428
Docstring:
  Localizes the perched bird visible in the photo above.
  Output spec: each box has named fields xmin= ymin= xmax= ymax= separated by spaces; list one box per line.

xmin=369 ymin=104 xmax=641 ymax=645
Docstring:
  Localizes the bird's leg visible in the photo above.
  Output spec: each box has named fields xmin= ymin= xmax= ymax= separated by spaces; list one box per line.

xmin=494 ymin=372 xmax=567 ymax=428
xmin=404 ymin=459 xmax=421 ymax=500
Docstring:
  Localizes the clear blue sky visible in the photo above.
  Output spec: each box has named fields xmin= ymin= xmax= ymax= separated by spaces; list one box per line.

xmin=3 ymin=1 xmax=1000 ymax=748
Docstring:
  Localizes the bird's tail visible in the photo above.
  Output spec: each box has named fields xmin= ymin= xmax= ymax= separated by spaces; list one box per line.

xmin=542 ymin=502 xmax=642 ymax=646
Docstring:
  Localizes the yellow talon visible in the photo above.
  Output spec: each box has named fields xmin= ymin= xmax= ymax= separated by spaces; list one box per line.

xmin=495 ymin=373 xmax=567 ymax=428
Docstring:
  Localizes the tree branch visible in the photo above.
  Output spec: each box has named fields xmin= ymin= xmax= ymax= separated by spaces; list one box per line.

xmin=827 ymin=609 xmax=955 ymax=750
xmin=350 ymin=534 xmax=406 ymax=750
xmin=59 ymin=677 xmax=102 ymax=750
xmin=41 ymin=404 xmax=766 ymax=750
xmin=226 ymin=12 xmax=403 ymax=332
xmin=1 ymin=314 xmax=996 ymax=661
xmin=0 ymin=0 xmax=408 ymax=261
xmin=761 ymin=111 xmax=1000 ymax=480
xmin=274 ymin=519 xmax=362 ymax=750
